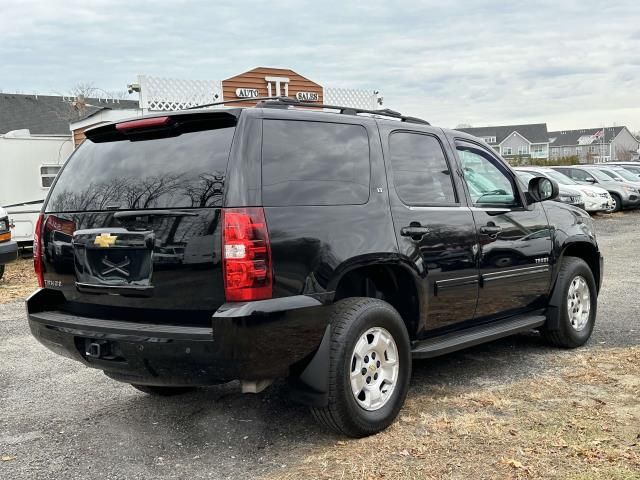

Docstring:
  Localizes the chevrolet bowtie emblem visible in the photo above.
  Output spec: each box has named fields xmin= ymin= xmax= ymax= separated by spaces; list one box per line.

xmin=94 ymin=233 xmax=117 ymax=248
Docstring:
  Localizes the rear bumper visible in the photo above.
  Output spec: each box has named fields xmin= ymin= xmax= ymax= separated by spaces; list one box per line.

xmin=0 ymin=240 xmax=18 ymax=265
xmin=26 ymin=289 xmax=330 ymax=386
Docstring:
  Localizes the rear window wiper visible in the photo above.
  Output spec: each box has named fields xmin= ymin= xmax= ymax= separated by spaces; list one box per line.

xmin=113 ymin=210 xmax=200 ymax=218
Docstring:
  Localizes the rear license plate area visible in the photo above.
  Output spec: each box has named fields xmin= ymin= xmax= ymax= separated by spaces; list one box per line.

xmin=73 ymin=229 xmax=154 ymax=287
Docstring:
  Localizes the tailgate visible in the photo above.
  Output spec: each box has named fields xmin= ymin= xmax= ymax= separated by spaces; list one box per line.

xmin=39 ymin=112 xmax=237 ymax=316
xmin=40 ymin=209 xmax=223 ymax=311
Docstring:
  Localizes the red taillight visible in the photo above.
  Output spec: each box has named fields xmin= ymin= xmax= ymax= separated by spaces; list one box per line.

xmin=33 ymin=213 xmax=44 ymax=288
xmin=115 ymin=116 xmax=172 ymax=131
xmin=222 ymin=207 xmax=273 ymax=302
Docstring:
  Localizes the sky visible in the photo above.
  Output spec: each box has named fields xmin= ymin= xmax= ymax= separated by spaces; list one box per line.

xmin=1 ymin=0 xmax=639 ymax=131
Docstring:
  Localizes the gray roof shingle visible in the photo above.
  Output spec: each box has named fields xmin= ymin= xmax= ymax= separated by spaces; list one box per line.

xmin=548 ymin=127 xmax=625 ymax=147
xmin=0 ymin=94 xmax=139 ymax=135
xmin=456 ymin=123 xmax=550 ymax=144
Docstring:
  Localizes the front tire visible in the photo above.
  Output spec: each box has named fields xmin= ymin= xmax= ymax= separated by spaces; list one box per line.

xmin=311 ymin=298 xmax=411 ymax=437
xmin=543 ymin=257 xmax=597 ymax=348
xmin=610 ymin=193 xmax=621 ymax=212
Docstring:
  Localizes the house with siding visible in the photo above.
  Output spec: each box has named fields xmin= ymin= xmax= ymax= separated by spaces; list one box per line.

xmin=548 ymin=127 xmax=640 ymax=163
xmin=456 ymin=124 xmax=550 ymax=160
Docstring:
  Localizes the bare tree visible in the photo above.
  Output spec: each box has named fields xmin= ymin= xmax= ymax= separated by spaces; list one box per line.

xmin=53 ymin=82 xmax=130 ymax=122
xmin=615 ymin=147 xmax=634 ymax=161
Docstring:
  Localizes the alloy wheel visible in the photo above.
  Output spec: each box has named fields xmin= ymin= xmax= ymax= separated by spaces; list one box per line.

xmin=349 ymin=327 xmax=399 ymax=411
xmin=567 ymin=275 xmax=591 ymax=331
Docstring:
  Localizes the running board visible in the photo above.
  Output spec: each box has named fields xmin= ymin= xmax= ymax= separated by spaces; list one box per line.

xmin=411 ymin=314 xmax=546 ymax=359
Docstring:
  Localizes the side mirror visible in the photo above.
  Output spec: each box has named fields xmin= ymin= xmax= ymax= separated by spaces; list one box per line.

xmin=585 ymin=177 xmax=596 ymax=184
xmin=528 ymin=177 xmax=559 ymax=203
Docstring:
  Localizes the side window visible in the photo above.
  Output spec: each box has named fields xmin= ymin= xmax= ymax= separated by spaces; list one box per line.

xmin=571 ymin=169 xmax=592 ymax=182
xmin=388 ymin=132 xmax=456 ymax=205
xmin=40 ymin=165 xmax=62 ymax=188
xmin=456 ymin=144 xmax=518 ymax=206
xmin=262 ymin=120 xmax=370 ymax=206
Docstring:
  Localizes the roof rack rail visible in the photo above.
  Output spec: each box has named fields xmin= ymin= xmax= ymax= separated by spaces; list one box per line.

xmin=185 ymin=96 xmax=287 ymax=110
xmin=256 ymin=97 xmax=430 ymax=125
xmin=185 ymin=96 xmax=430 ymax=125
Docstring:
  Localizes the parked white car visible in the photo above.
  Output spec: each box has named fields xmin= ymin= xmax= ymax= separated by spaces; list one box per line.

xmin=517 ymin=167 xmax=612 ymax=213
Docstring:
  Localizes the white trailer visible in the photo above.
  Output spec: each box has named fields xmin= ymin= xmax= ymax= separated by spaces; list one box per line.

xmin=0 ymin=130 xmax=73 ymax=247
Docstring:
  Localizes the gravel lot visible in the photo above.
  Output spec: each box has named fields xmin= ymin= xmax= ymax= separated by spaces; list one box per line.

xmin=1 ymin=210 xmax=639 ymax=479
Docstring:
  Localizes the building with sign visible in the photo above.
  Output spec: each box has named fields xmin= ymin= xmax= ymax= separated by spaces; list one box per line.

xmin=221 ymin=67 xmax=323 ymax=106
xmin=132 ymin=68 xmax=380 ymax=113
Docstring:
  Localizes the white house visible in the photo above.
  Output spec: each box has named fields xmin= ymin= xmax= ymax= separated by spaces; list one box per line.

xmin=456 ymin=124 xmax=550 ymax=160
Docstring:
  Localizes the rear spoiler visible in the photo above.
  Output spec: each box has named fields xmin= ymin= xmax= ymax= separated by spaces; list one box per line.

xmin=85 ymin=110 xmax=241 ymax=143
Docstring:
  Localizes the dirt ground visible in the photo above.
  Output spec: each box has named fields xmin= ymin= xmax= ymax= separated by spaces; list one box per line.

xmin=0 ymin=259 xmax=37 ymax=304
xmin=267 ymin=346 xmax=640 ymax=480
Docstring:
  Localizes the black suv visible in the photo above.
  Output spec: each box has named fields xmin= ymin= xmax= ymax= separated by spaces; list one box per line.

xmin=27 ymin=99 xmax=603 ymax=437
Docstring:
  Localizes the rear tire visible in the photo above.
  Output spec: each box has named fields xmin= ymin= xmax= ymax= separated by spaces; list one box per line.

xmin=131 ymin=385 xmax=196 ymax=396
xmin=543 ymin=257 xmax=597 ymax=348
xmin=310 ymin=298 xmax=411 ymax=438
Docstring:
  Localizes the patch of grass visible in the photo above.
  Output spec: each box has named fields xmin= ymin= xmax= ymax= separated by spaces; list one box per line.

xmin=267 ymin=347 xmax=640 ymax=480
xmin=0 ymin=258 xmax=38 ymax=304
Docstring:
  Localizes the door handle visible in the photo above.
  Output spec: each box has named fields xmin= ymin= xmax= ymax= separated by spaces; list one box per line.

xmin=400 ymin=225 xmax=430 ymax=238
xmin=480 ymin=225 xmax=502 ymax=235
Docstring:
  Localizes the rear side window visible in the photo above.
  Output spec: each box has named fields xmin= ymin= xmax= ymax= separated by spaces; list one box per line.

xmin=46 ymin=125 xmax=234 ymax=212
xmin=389 ymin=132 xmax=456 ymax=205
xmin=261 ymin=120 xmax=370 ymax=206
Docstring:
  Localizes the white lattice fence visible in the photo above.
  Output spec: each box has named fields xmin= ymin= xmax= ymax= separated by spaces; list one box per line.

xmin=323 ymin=87 xmax=380 ymax=110
xmin=138 ymin=75 xmax=223 ymax=111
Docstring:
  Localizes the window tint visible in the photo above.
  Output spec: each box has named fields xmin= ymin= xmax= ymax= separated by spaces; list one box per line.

xmin=607 ymin=168 xmax=637 ymax=182
xmin=457 ymin=145 xmax=517 ymax=206
xmin=262 ymin=120 xmax=370 ymax=206
xmin=46 ymin=125 xmax=235 ymax=212
xmin=544 ymin=169 xmax=578 ymax=185
xmin=588 ymin=169 xmax=611 ymax=181
xmin=598 ymin=169 xmax=618 ymax=180
xmin=389 ymin=132 xmax=456 ymax=205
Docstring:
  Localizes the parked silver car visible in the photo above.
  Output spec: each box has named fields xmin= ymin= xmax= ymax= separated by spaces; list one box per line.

xmin=552 ymin=166 xmax=640 ymax=212
xmin=606 ymin=162 xmax=640 ymax=178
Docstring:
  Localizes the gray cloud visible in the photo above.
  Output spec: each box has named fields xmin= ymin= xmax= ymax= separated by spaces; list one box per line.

xmin=1 ymin=0 xmax=638 ymax=130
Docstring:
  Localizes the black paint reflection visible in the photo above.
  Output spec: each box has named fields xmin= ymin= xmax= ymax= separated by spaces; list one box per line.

xmin=40 ymin=208 xmax=225 ymax=310
xmin=475 ymin=203 xmax=553 ymax=319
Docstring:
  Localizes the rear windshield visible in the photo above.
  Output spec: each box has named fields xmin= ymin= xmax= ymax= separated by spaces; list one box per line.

xmin=46 ymin=125 xmax=235 ymax=212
